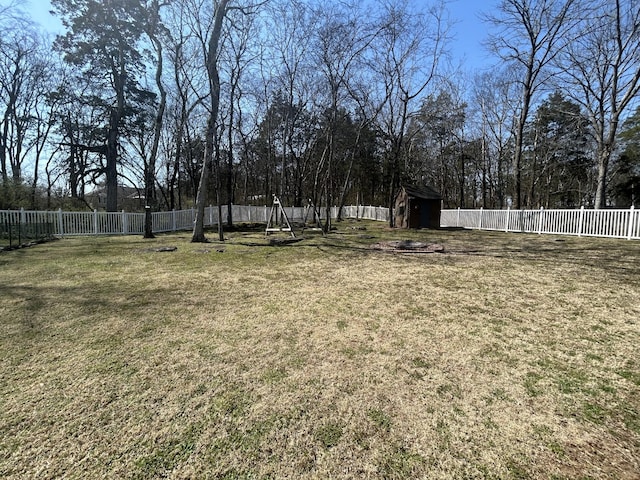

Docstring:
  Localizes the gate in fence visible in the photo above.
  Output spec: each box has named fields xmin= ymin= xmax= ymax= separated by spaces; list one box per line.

xmin=1 ymin=211 xmax=54 ymax=248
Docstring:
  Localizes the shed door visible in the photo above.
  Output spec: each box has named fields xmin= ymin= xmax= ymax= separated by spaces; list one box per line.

xmin=420 ymin=201 xmax=431 ymax=228
xmin=409 ymin=201 xmax=421 ymax=228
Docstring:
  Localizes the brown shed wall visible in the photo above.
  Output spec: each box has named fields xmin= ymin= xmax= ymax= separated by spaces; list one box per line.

xmin=394 ymin=187 xmax=441 ymax=229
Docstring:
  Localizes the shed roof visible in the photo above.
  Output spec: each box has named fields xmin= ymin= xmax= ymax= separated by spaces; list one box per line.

xmin=402 ymin=184 xmax=442 ymax=200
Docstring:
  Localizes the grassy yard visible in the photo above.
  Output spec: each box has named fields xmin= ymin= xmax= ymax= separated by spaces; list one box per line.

xmin=1 ymin=222 xmax=639 ymax=479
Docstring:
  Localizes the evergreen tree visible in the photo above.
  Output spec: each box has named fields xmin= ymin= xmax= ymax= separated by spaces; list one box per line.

xmin=524 ymin=91 xmax=592 ymax=207
xmin=52 ymin=0 xmax=147 ymax=211
xmin=610 ymin=106 xmax=640 ymax=207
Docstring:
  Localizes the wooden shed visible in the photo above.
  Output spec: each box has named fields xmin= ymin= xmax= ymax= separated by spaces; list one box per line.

xmin=394 ymin=185 xmax=442 ymax=229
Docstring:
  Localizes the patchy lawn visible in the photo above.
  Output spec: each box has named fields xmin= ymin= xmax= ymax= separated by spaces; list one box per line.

xmin=1 ymin=223 xmax=639 ymax=479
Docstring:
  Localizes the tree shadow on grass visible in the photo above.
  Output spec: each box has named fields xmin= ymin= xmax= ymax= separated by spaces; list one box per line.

xmin=0 ymin=281 xmax=183 ymax=340
xmin=441 ymin=232 xmax=640 ymax=284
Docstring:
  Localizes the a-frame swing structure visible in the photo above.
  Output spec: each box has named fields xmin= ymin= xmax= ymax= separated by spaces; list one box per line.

xmin=300 ymin=198 xmax=323 ymax=234
xmin=265 ymin=196 xmax=296 ymax=238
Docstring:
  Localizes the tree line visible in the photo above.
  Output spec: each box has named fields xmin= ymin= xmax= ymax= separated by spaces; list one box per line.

xmin=1 ymin=0 xmax=639 ymax=237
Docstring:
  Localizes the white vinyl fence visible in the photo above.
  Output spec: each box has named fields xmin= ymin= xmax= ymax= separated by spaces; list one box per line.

xmin=4 ymin=205 xmax=636 ymax=240
xmin=0 ymin=205 xmax=390 ymax=237
xmin=441 ymin=206 xmax=640 ymax=240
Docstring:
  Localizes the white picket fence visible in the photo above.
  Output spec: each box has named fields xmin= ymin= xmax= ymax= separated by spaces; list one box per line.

xmin=0 ymin=204 xmax=390 ymax=237
xmin=440 ymin=206 xmax=640 ymax=240
xmin=3 ymin=205 xmax=638 ymax=240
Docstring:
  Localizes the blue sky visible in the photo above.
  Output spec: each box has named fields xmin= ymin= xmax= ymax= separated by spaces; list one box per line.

xmin=2 ymin=0 xmax=62 ymax=31
xmin=11 ymin=0 xmax=492 ymax=72
xmin=447 ymin=0 xmax=493 ymax=72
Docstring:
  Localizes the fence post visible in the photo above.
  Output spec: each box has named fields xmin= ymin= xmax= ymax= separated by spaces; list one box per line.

xmin=171 ymin=209 xmax=176 ymax=231
xmin=17 ymin=208 xmax=24 ymax=244
xmin=122 ymin=210 xmax=128 ymax=234
xmin=58 ymin=208 xmax=64 ymax=235
xmin=578 ymin=206 xmax=585 ymax=237
xmin=505 ymin=207 xmax=510 ymax=232
xmin=457 ymin=207 xmax=460 ymax=227
xmin=6 ymin=215 xmax=12 ymax=247
xmin=537 ymin=207 xmax=544 ymax=234
xmin=628 ymin=205 xmax=636 ymax=240
xmin=478 ymin=207 xmax=483 ymax=229
xmin=93 ymin=209 xmax=98 ymax=235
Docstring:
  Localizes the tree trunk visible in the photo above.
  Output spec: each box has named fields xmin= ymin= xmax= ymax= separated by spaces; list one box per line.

xmin=594 ymin=147 xmax=611 ymax=209
xmin=191 ymin=0 xmax=230 ymax=243
xmin=191 ymin=135 xmax=211 ymax=242
xmin=0 ymin=118 xmax=7 ymax=185
xmin=144 ymin=7 xmax=166 ymax=239
xmin=30 ymin=152 xmax=40 ymax=209
xmin=106 ymin=106 xmax=119 ymax=212
xmin=513 ymin=80 xmax=532 ymax=210
xmin=459 ymin=147 xmax=465 ymax=208
xmin=106 ymin=47 xmax=126 ymax=212
xmin=226 ymin=84 xmax=235 ymax=228
xmin=1 ymin=78 xmax=16 ymax=185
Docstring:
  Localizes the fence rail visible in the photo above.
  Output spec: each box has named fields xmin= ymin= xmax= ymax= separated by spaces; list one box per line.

xmin=0 ymin=205 xmax=390 ymax=240
xmin=441 ymin=207 xmax=640 ymax=240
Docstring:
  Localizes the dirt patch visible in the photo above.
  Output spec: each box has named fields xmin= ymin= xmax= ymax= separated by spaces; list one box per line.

xmin=144 ymin=246 xmax=178 ymax=252
xmin=268 ymin=237 xmax=304 ymax=246
xmin=370 ymin=240 xmax=444 ymax=253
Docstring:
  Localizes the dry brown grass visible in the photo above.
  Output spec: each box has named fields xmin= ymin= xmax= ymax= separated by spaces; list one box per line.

xmin=1 ymin=223 xmax=639 ymax=479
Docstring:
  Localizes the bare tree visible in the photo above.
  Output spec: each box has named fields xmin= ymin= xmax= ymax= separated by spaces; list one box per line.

xmin=143 ymin=0 xmax=168 ymax=238
xmin=373 ymin=0 xmax=450 ymax=226
xmin=335 ymin=72 xmax=388 ymax=219
xmin=472 ymin=69 xmax=520 ymax=208
xmin=311 ymin=1 xmax=383 ymax=233
xmin=262 ymin=0 xmax=318 ymax=207
xmin=29 ymin=55 xmax=65 ymax=209
xmin=191 ymin=0 xmax=232 ymax=243
xmin=484 ymin=0 xmax=580 ymax=208
xmin=559 ymin=0 xmax=640 ymax=208
xmin=219 ymin=7 xmax=258 ymax=227
xmin=0 ymin=19 xmax=51 ymax=187
xmin=163 ymin=0 xmax=209 ymax=211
